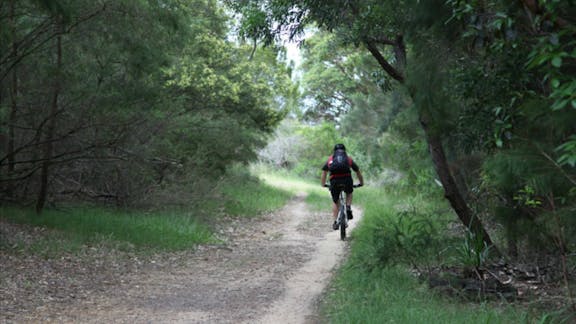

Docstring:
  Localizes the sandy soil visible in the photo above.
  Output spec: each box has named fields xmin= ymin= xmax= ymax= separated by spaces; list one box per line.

xmin=1 ymin=192 xmax=361 ymax=324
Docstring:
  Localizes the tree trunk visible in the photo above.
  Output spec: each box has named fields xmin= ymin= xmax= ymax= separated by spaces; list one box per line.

xmin=364 ymin=38 xmax=497 ymax=250
xmin=419 ymin=115 xmax=496 ymax=249
xmin=36 ymin=18 xmax=62 ymax=214
xmin=7 ymin=0 xmax=18 ymax=198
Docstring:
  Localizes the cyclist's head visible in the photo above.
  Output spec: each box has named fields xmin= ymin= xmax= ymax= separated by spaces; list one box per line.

xmin=334 ymin=143 xmax=346 ymax=151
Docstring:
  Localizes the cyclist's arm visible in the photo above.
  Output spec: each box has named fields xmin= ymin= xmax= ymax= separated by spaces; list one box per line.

xmin=350 ymin=160 xmax=364 ymax=186
xmin=321 ymin=170 xmax=328 ymax=187
xmin=355 ymin=169 xmax=364 ymax=186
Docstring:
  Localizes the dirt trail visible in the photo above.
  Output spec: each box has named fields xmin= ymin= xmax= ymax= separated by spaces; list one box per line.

xmin=253 ymin=193 xmax=356 ymax=324
xmin=3 ymin=191 xmax=361 ymax=324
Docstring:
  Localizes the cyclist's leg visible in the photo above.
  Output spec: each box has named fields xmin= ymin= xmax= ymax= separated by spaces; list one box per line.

xmin=332 ymin=201 xmax=338 ymax=219
xmin=331 ymin=199 xmax=340 ymax=230
xmin=345 ymin=192 xmax=353 ymax=205
xmin=329 ymin=179 xmax=341 ymax=229
xmin=329 ymin=182 xmax=340 ymax=218
xmin=343 ymin=177 xmax=354 ymax=219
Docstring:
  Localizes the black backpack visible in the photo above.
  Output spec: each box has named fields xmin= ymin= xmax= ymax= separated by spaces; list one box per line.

xmin=329 ymin=150 xmax=351 ymax=174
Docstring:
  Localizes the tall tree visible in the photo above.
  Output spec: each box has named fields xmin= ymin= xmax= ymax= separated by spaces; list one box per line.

xmin=36 ymin=13 xmax=63 ymax=213
xmin=228 ymin=0 xmax=496 ymax=247
xmin=446 ymin=0 xmax=576 ymax=260
xmin=7 ymin=0 xmax=19 ymax=198
xmin=0 ymin=0 xmax=291 ymax=209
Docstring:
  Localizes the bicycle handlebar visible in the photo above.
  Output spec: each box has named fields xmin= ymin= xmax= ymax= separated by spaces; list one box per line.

xmin=323 ymin=184 xmax=363 ymax=188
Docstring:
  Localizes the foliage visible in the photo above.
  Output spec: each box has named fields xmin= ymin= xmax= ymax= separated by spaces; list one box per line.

xmin=481 ymin=143 xmax=575 ymax=255
xmin=454 ymin=228 xmax=492 ymax=271
xmin=258 ymin=119 xmax=307 ymax=169
xmin=258 ymin=119 xmax=349 ymax=177
xmin=556 ymin=135 xmax=576 ymax=168
xmin=0 ymin=168 xmax=295 ymax=253
xmin=357 ymin=211 xmax=440 ymax=271
xmin=426 ymin=0 xmax=576 ymax=260
xmin=298 ymin=31 xmax=387 ymax=122
xmin=0 ymin=0 xmax=293 ymax=210
xmin=349 ymin=188 xmax=444 ymax=271
xmin=320 ymin=185 xmax=534 ymax=323
xmin=321 ymin=266 xmax=531 ymax=324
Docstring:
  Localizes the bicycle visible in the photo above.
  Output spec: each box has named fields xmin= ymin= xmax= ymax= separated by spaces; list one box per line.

xmin=326 ymin=183 xmax=361 ymax=240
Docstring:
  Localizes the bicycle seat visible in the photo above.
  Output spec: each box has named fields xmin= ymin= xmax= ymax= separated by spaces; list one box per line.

xmin=333 ymin=183 xmax=346 ymax=190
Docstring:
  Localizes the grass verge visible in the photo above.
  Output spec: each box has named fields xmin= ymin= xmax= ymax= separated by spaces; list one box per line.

xmin=1 ymin=207 xmax=214 ymax=253
xmin=323 ymin=265 xmax=530 ymax=324
xmin=319 ymin=185 xmax=540 ymax=323
xmin=221 ymin=172 xmax=294 ymax=217
xmin=1 ymin=171 xmax=297 ymax=255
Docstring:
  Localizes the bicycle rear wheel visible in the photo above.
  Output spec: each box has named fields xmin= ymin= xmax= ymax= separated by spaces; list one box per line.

xmin=339 ymin=207 xmax=346 ymax=240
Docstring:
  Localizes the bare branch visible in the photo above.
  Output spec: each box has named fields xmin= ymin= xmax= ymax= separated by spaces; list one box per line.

xmin=364 ymin=40 xmax=405 ymax=83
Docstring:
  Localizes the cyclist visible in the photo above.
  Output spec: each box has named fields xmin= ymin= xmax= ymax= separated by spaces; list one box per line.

xmin=320 ymin=143 xmax=364 ymax=230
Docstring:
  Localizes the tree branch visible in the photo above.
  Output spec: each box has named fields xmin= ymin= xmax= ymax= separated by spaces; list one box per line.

xmin=365 ymin=36 xmax=396 ymax=46
xmin=364 ymin=40 xmax=405 ymax=83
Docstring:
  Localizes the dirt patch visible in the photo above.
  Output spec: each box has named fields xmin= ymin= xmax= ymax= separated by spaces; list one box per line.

xmin=1 ymin=192 xmax=361 ymax=323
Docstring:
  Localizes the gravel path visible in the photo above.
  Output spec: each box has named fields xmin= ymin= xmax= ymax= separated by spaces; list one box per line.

xmin=1 ymin=192 xmax=361 ymax=323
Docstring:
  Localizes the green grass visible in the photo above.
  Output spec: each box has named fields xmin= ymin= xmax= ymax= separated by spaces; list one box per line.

xmin=221 ymin=172 xmax=294 ymax=217
xmin=1 ymin=207 xmax=214 ymax=252
xmin=243 ymin=171 xmax=539 ymax=322
xmin=1 ymin=171 xmax=297 ymax=255
xmin=318 ymin=185 xmax=540 ymax=323
xmin=323 ymin=266 xmax=531 ymax=324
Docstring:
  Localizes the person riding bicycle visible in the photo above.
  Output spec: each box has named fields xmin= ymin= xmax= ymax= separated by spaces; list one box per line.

xmin=321 ymin=143 xmax=364 ymax=230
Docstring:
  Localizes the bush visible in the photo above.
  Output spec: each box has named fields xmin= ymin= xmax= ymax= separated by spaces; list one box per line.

xmin=351 ymin=189 xmax=443 ymax=272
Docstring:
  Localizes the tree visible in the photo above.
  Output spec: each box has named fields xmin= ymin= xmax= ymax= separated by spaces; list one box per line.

xmin=36 ymin=13 xmax=64 ymax=213
xmin=227 ymin=0 xmax=496 ymax=247
xmin=444 ymin=2 xmax=575 ymax=289
xmin=0 ymin=0 xmax=291 ymax=210
xmin=299 ymin=32 xmax=364 ymax=121
xmin=296 ymin=31 xmax=406 ymax=177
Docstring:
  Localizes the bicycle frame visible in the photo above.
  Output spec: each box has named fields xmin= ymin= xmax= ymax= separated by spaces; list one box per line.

xmin=326 ymin=182 xmax=360 ymax=241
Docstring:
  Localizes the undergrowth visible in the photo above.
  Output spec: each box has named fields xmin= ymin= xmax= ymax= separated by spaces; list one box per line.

xmin=0 ymin=170 xmax=295 ymax=255
xmin=323 ymin=265 xmax=531 ymax=324
xmin=319 ymin=185 xmax=547 ymax=323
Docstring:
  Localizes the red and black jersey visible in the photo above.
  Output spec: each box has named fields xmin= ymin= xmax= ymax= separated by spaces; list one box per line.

xmin=322 ymin=154 xmax=359 ymax=179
